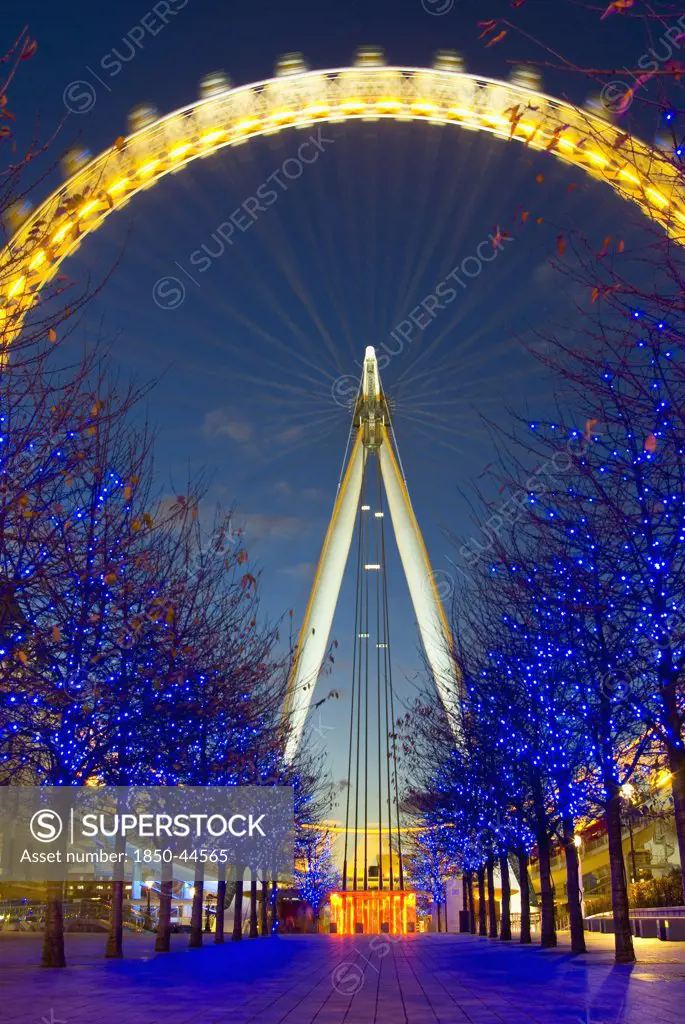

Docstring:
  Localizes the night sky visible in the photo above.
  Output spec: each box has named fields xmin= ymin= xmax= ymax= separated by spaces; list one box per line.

xmin=10 ymin=0 xmax=656 ymax=811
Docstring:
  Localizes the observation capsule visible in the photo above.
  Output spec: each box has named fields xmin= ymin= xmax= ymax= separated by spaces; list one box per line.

xmin=353 ymin=46 xmax=386 ymax=68
xmin=275 ymin=53 xmax=309 ymax=76
xmin=127 ymin=103 xmax=159 ymax=134
xmin=509 ymin=65 xmax=542 ymax=92
xmin=199 ymin=71 xmax=232 ymax=99
xmin=61 ymin=146 xmax=91 ymax=180
xmin=433 ymin=50 xmax=465 ymax=74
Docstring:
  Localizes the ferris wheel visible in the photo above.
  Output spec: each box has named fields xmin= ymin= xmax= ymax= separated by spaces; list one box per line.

xmin=3 ymin=47 xmax=681 ymax=926
xmin=2 ymin=46 xmax=683 ymax=353
xmin=2 ymin=46 xmax=682 ymax=750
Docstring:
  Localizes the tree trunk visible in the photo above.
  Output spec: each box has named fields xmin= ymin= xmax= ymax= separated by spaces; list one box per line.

xmin=562 ymin=816 xmax=586 ymax=954
xmin=436 ymin=903 xmax=442 ymax=932
xmin=42 ymin=882 xmax=66 ymax=968
xmin=606 ymin=787 xmax=635 ymax=963
xmin=215 ymin=869 xmax=226 ymax=945
xmin=467 ymin=872 xmax=476 ymax=933
xmin=249 ymin=877 xmax=259 ymax=938
xmin=499 ymin=854 xmax=511 ymax=941
xmin=106 ymin=829 xmax=126 ymax=958
xmin=271 ymin=880 xmax=279 ymax=935
xmin=155 ymin=877 xmax=173 ymax=952
xmin=477 ymin=864 xmax=487 ymax=936
xmin=518 ymin=852 xmax=531 ymax=944
xmin=106 ymin=881 xmax=124 ymax=958
xmin=486 ymin=853 xmax=498 ymax=938
xmin=224 ymin=881 xmax=237 ymax=915
xmin=260 ymin=879 xmax=268 ymax=936
xmin=188 ymin=871 xmax=204 ymax=948
xmin=668 ymin=744 xmax=685 ymax=904
xmin=232 ymin=878 xmax=244 ymax=940
xmin=537 ymin=832 xmax=557 ymax=948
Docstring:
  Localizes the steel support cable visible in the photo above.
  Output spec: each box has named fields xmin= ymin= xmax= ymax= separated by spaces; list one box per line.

xmin=390 ymin=124 xmax=444 ymax=327
xmin=383 ymin=571 xmax=395 ymax=894
xmin=364 ymin=137 xmax=380 ymax=346
xmin=191 ymin=156 xmax=332 ymax=374
xmin=377 ymin=129 xmax=412 ymax=341
xmin=363 ymin=462 xmax=371 ymax=893
xmin=342 ymin=460 xmax=367 ymax=892
xmin=268 ymin=134 xmax=355 ymax=374
xmin=375 ymin=458 xmax=384 ymax=893
xmin=378 ymin=476 xmax=404 ymax=890
xmin=227 ymin=142 xmax=343 ymax=378
xmin=310 ymin=145 xmax=358 ymax=364
xmin=352 ymin=449 xmax=368 ymax=892
xmin=337 ymin=383 xmax=361 ymax=496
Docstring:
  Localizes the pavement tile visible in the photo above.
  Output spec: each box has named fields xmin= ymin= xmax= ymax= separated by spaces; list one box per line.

xmin=1 ymin=930 xmax=685 ymax=1023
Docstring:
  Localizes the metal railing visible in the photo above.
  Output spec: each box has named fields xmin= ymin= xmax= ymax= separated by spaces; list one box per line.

xmin=586 ymin=905 xmax=685 ymax=919
xmin=0 ymin=898 xmax=144 ymax=931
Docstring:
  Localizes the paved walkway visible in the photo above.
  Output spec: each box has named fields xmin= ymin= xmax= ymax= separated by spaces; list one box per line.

xmin=1 ymin=931 xmax=685 ymax=1024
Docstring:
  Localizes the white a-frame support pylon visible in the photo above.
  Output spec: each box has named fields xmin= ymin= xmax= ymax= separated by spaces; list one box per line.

xmin=282 ymin=347 xmax=460 ymax=761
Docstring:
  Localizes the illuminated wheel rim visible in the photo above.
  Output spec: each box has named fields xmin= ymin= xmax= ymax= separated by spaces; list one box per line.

xmin=2 ymin=62 xmax=682 ymax=350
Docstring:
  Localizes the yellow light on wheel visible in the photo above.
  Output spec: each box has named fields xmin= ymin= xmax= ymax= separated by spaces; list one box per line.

xmin=3 ymin=61 xmax=685 ymax=361
xmin=303 ymin=104 xmax=330 ymax=117
xmin=647 ymin=187 xmax=668 ymax=207
xmin=234 ymin=118 xmax=261 ymax=133
xmin=138 ymin=160 xmax=159 ymax=177
xmin=200 ymin=130 xmax=226 ymax=145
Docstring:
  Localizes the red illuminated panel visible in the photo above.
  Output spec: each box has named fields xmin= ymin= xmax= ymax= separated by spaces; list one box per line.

xmin=329 ymin=891 xmax=416 ymax=935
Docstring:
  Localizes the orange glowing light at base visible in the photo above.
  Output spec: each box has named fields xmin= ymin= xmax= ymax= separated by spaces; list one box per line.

xmin=329 ymin=891 xmax=416 ymax=935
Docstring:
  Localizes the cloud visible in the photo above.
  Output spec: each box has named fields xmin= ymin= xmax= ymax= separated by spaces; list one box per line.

xmin=302 ymin=487 xmax=325 ymax=502
xmin=531 ymin=260 xmax=561 ymax=288
xmin=274 ymin=424 xmax=304 ymax=445
xmin=236 ymin=513 xmax=305 ymax=542
xmin=273 ymin=481 xmax=324 ymax=503
xmin=202 ymin=410 xmax=253 ymax=442
xmin=279 ymin=561 xmax=317 ymax=581
xmin=531 ymin=259 xmax=584 ymax=307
